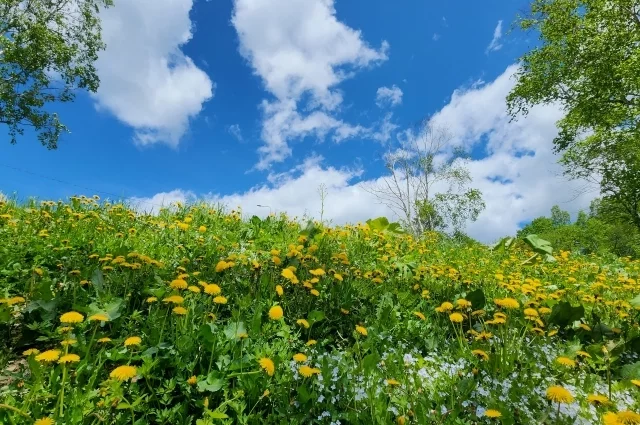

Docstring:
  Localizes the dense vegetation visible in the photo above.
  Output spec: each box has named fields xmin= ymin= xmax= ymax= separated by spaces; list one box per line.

xmin=1 ymin=197 xmax=639 ymax=424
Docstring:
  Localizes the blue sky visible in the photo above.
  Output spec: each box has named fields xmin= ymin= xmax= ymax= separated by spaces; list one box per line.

xmin=0 ymin=0 xmax=595 ymax=242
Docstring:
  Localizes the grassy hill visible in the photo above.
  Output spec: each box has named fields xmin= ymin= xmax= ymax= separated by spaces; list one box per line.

xmin=1 ymin=196 xmax=639 ymax=424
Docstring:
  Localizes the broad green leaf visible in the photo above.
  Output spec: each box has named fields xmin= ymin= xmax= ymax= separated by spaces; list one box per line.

xmin=523 ymin=234 xmax=554 ymax=256
xmin=466 ymin=288 xmax=485 ymax=309
xmin=548 ymin=302 xmax=584 ymax=329
xmin=223 ymin=321 xmax=246 ymax=341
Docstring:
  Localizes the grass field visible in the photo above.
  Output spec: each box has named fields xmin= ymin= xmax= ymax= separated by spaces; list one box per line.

xmin=1 ymin=196 xmax=639 ymax=424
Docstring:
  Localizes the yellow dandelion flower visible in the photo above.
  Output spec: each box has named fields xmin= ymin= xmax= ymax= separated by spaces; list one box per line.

xmin=456 ymin=299 xmax=472 ymax=309
xmin=385 ymin=379 xmax=401 ymax=386
xmin=435 ymin=302 xmax=454 ymax=313
xmin=587 ymin=394 xmax=610 ymax=405
xmin=213 ymin=295 xmax=228 ymax=304
xmin=617 ymin=411 xmax=640 ymax=424
xmin=146 ymin=297 xmax=158 ymax=303
xmin=299 ymin=365 xmax=320 ymax=378
xmin=334 ymin=273 xmax=343 ymax=282
xmin=275 ymin=285 xmax=284 ymax=296
xmin=110 ymin=365 xmax=137 ymax=381
xmin=170 ymin=279 xmax=188 ymax=290
xmin=258 ymin=358 xmax=275 ymax=376
xmin=472 ymin=349 xmax=489 ymax=361
xmin=187 ymin=285 xmax=201 ymax=293
xmin=310 ymin=289 xmax=320 ymax=296
xmin=98 ymin=337 xmax=112 ymax=343
xmin=187 ymin=375 xmax=197 ymax=385
xmin=36 ymin=349 xmax=61 ymax=362
xmin=577 ymin=351 xmax=591 ymax=359
xmin=60 ymin=339 xmax=77 ymax=347
xmin=524 ymin=308 xmax=539 ymax=317
xmin=34 ymin=418 xmax=54 ymax=425
xmin=60 ymin=311 xmax=84 ymax=324
xmin=163 ymin=295 xmax=184 ymax=304
xmin=413 ymin=311 xmax=426 ymax=320
xmin=306 ymin=339 xmax=317 ymax=346
xmin=309 ymin=268 xmax=325 ymax=276
xmin=268 ymin=305 xmax=284 ymax=320
xmin=449 ymin=312 xmax=464 ymax=323
xmin=631 ymin=379 xmax=640 ymax=387
xmin=546 ymin=386 xmax=574 ymax=403
xmin=296 ymin=319 xmax=310 ymax=329
xmin=293 ymin=353 xmax=307 ymax=362
xmin=281 ymin=268 xmax=296 ymax=280
xmin=88 ymin=313 xmax=109 ymax=322
xmin=555 ymin=357 xmax=576 ymax=368
xmin=58 ymin=354 xmax=81 ymax=364
xmin=355 ymin=325 xmax=368 ymax=336
xmin=23 ymin=348 xmax=40 ymax=356
xmin=494 ymin=298 xmax=520 ymax=309
xmin=204 ymin=283 xmax=221 ymax=295
xmin=603 ymin=412 xmax=620 ymax=425
xmin=173 ymin=306 xmax=188 ymax=315
xmin=484 ymin=409 xmax=502 ymax=418
xmin=124 ymin=336 xmax=142 ymax=347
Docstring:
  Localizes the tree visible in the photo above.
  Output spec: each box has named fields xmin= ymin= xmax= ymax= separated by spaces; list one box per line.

xmin=507 ymin=0 xmax=640 ymax=230
xmin=366 ymin=121 xmax=485 ymax=236
xmin=0 ymin=0 xmax=112 ymax=148
xmin=550 ymin=205 xmax=571 ymax=227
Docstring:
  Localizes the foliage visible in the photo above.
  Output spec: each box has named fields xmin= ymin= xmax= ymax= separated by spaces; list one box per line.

xmin=507 ymin=0 xmax=640 ymax=231
xmin=0 ymin=0 xmax=112 ymax=149
xmin=0 ymin=196 xmax=639 ymax=424
xmin=366 ymin=122 xmax=485 ymax=236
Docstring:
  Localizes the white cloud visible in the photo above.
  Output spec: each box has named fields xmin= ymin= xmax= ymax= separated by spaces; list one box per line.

xmin=232 ymin=0 xmax=388 ymax=168
xmin=133 ymin=65 xmax=596 ymax=243
xmin=129 ymin=189 xmax=196 ymax=214
xmin=486 ymin=20 xmax=503 ymax=53
xmin=94 ymin=0 xmax=214 ymax=147
xmin=376 ymin=85 xmax=403 ymax=108
xmin=432 ymin=33 xmax=441 ymax=41
xmin=228 ymin=124 xmax=243 ymax=142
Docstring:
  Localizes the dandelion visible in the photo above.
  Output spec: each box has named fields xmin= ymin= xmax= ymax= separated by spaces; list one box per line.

xmin=34 ymin=418 xmax=54 ymax=425
xmin=275 ymin=285 xmax=284 ymax=296
xmin=472 ymin=349 xmax=489 ymax=361
xmin=281 ymin=268 xmax=296 ymax=280
xmin=36 ymin=350 xmax=61 ymax=363
xmin=413 ymin=311 xmax=426 ymax=320
xmin=296 ymin=319 xmax=310 ymax=329
xmin=88 ymin=313 xmax=109 ymax=322
xmin=163 ymin=295 xmax=184 ymax=304
xmin=616 ymin=411 xmax=640 ymax=424
xmin=204 ymin=283 xmax=221 ymax=295
xmin=524 ymin=308 xmax=539 ymax=317
xmin=187 ymin=375 xmax=197 ymax=385
xmin=306 ymin=339 xmax=317 ymax=346
xmin=60 ymin=311 xmax=84 ymax=324
xmin=170 ymin=279 xmax=188 ymax=290
xmin=124 ymin=336 xmax=142 ymax=347
xmin=587 ymin=394 xmax=610 ymax=405
xmin=173 ymin=306 xmax=188 ymax=315
xmin=268 ymin=305 xmax=284 ymax=320
xmin=603 ymin=412 xmax=620 ymax=425
xmin=309 ymin=268 xmax=325 ymax=276
xmin=23 ymin=348 xmax=40 ymax=356
xmin=60 ymin=339 xmax=77 ymax=347
xmin=546 ymin=386 xmax=574 ymax=403
xmin=187 ymin=285 xmax=201 ymax=293
xmin=494 ymin=298 xmax=520 ymax=309
xmin=215 ymin=260 xmax=231 ymax=272
xmin=293 ymin=353 xmax=307 ymax=362
xmin=456 ymin=299 xmax=472 ymax=309
xmin=435 ymin=302 xmax=453 ymax=313
xmin=555 ymin=357 xmax=576 ymax=368
xmin=355 ymin=325 xmax=368 ymax=336
xmin=258 ymin=358 xmax=275 ymax=376
xmin=98 ymin=337 xmax=112 ymax=343
xmin=385 ymin=379 xmax=401 ymax=386
xmin=449 ymin=312 xmax=464 ymax=323
xmin=484 ymin=409 xmax=502 ymax=418
xmin=299 ymin=365 xmax=321 ymax=377
xmin=110 ymin=365 xmax=137 ymax=381
xmin=146 ymin=297 xmax=158 ymax=303
xmin=58 ymin=354 xmax=81 ymax=364
xmin=577 ymin=350 xmax=592 ymax=359
xmin=334 ymin=273 xmax=343 ymax=281
xmin=310 ymin=289 xmax=320 ymax=296
xmin=631 ymin=379 xmax=640 ymax=387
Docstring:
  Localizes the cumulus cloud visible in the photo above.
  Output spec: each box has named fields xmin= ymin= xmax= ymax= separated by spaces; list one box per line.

xmin=131 ymin=65 xmax=596 ymax=243
xmin=232 ymin=0 xmax=388 ymax=168
xmin=486 ymin=20 xmax=503 ymax=53
xmin=376 ymin=85 xmax=403 ymax=108
xmin=129 ymin=189 xmax=196 ymax=214
xmin=94 ymin=0 xmax=214 ymax=146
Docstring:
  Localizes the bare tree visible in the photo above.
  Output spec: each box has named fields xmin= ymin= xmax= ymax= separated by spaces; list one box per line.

xmin=365 ymin=121 xmax=485 ymax=236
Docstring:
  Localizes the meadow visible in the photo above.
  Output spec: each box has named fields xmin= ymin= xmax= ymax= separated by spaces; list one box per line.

xmin=0 ymin=195 xmax=639 ymax=425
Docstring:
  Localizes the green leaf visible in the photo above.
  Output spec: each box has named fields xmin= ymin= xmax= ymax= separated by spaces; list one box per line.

xmin=630 ymin=294 xmax=640 ymax=309
xmin=548 ymin=302 xmax=584 ymax=329
xmin=297 ymin=385 xmax=311 ymax=403
xmin=620 ymin=362 xmax=640 ymax=379
xmin=199 ymin=323 xmax=216 ymax=346
xmin=223 ymin=321 xmax=246 ymax=341
xmin=523 ymin=234 xmax=554 ymax=256
xmin=362 ymin=353 xmax=380 ymax=371
xmin=366 ymin=217 xmax=390 ymax=231
xmin=197 ymin=376 xmax=224 ymax=393
xmin=491 ymin=236 xmax=514 ymax=251
xmin=466 ymin=288 xmax=485 ymax=309
xmin=307 ymin=310 xmax=325 ymax=325
xmin=208 ymin=411 xmax=229 ymax=420
xmin=91 ymin=269 xmax=105 ymax=296
xmin=0 ymin=305 xmax=10 ymax=323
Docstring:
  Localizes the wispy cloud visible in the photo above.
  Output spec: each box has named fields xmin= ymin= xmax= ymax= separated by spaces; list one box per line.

xmin=486 ymin=20 xmax=503 ymax=53
xmin=228 ymin=124 xmax=243 ymax=142
xmin=376 ymin=85 xmax=403 ymax=108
